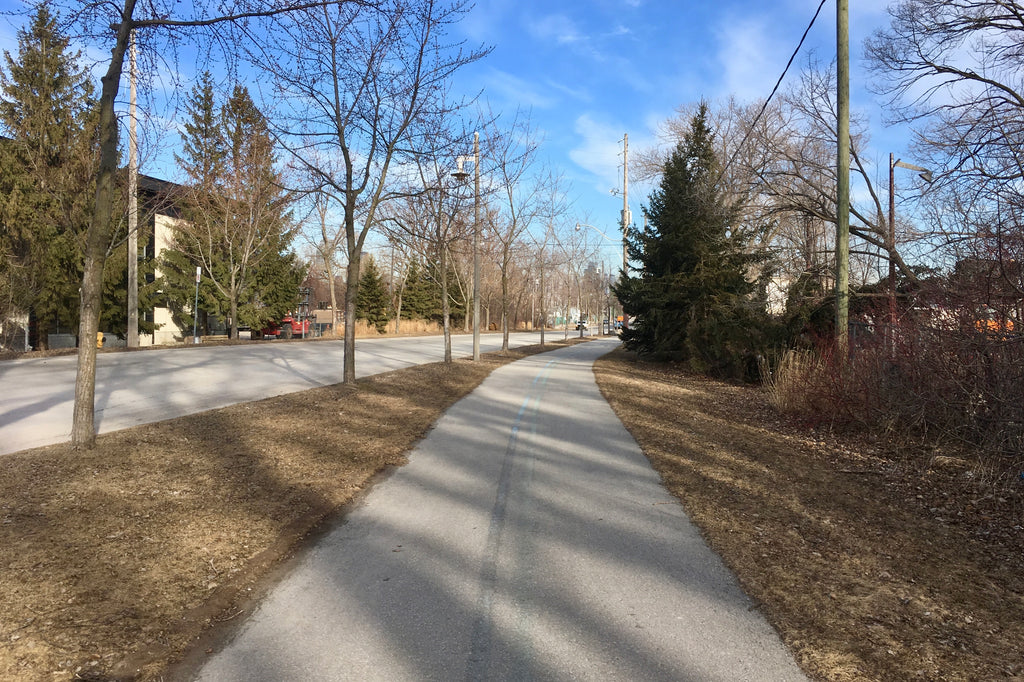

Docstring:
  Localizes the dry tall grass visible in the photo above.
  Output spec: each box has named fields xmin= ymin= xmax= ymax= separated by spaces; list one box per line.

xmin=318 ymin=318 xmax=447 ymax=338
xmin=762 ymin=349 xmax=824 ymax=415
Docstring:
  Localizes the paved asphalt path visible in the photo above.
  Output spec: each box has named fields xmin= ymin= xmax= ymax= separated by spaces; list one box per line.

xmin=188 ymin=338 xmax=808 ymax=682
xmin=0 ymin=332 xmax=550 ymax=456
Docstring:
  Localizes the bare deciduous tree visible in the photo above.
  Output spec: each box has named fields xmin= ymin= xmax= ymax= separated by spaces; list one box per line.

xmin=54 ymin=0 xmax=377 ymax=448
xmin=867 ymin=0 xmax=1024 ymax=301
xmin=480 ymin=109 xmax=548 ymax=350
xmin=378 ymin=149 xmax=472 ymax=362
xmin=252 ymin=0 xmax=488 ymax=381
xmin=173 ymin=84 xmax=298 ymax=339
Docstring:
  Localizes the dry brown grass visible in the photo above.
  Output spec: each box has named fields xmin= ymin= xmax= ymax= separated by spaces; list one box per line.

xmin=594 ymin=347 xmax=1024 ymax=682
xmin=0 ymin=340 xmax=580 ymax=682
xmin=7 ymin=339 xmax=1022 ymax=682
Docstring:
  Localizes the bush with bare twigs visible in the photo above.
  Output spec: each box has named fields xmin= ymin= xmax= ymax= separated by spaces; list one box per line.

xmin=768 ymin=321 xmax=1024 ymax=482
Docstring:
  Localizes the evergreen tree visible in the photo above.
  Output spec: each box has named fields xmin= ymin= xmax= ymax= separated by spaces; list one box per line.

xmin=174 ymin=71 xmax=225 ymax=187
xmin=0 ymin=2 xmax=98 ymax=347
xmin=613 ymin=103 xmax=763 ymax=377
xmin=164 ymin=81 xmax=299 ymax=338
xmin=356 ymin=255 xmax=390 ymax=333
xmin=423 ymin=259 xmax=465 ymax=325
xmin=100 ymin=235 xmax=162 ymax=339
xmin=400 ymin=259 xmax=437 ymax=320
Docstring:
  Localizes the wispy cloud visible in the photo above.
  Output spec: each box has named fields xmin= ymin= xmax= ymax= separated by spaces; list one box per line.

xmin=544 ymin=77 xmax=591 ymax=103
xmin=526 ymin=12 xmax=635 ymax=64
xmin=714 ymin=16 xmax=787 ymax=103
xmin=482 ymin=67 xmax=558 ymax=109
xmin=526 ymin=13 xmax=583 ymax=46
xmin=569 ymin=114 xmax=620 ymax=191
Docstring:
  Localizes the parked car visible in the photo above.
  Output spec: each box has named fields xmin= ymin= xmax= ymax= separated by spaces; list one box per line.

xmin=253 ymin=314 xmax=311 ymax=340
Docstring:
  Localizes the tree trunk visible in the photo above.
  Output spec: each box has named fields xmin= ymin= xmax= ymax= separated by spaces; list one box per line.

xmin=393 ymin=287 xmax=402 ymax=335
xmin=440 ymin=246 xmax=451 ymax=363
xmin=327 ymin=269 xmax=340 ymax=335
xmin=501 ymin=262 xmax=510 ymax=351
xmin=563 ymin=297 xmax=569 ymax=340
xmin=71 ymin=6 xmax=134 ymax=449
xmin=539 ymin=265 xmax=545 ymax=346
xmin=29 ymin=308 xmax=46 ymax=351
xmin=343 ymin=253 xmax=360 ymax=383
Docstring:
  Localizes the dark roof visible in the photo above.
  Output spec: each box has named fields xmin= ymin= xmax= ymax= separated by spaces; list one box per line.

xmin=138 ymin=173 xmax=184 ymax=196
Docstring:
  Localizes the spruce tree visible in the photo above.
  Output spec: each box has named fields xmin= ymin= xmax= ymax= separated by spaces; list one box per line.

xmin=174 ymin=71 xmax=225 ymax=188
xmin=400 ymin=259 xmax=437 ymax=321
xmin=0 ymin=3 xmax=98 ymax=347
xmin=356 ymin=255 xmax=390 ymax=333
xmin=613 ymin=103 xmax=761 ymax=377
xmin=165 ymin=81 xmax=299 ymax=338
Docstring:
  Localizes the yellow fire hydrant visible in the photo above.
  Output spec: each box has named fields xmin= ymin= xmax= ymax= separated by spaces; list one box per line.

xmin=96 ymin=331 xmax=105 ymax=348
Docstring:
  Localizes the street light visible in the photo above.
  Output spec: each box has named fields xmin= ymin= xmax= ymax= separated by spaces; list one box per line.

xmin=576 ymin=221 xmax=627 ymax=279
xmin=452 ymin=132 xmax=480 ymax=361
xmin=577 ymin=222 xmax=624 ymax=334
xmin=192 ymin=266 xmax=201 ymax=344
xmin=888 ymin=155 xmax=933 ymax=343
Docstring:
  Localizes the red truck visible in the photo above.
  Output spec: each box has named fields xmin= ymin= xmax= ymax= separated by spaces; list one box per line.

xmin=253 ymin=314 xmax=311 ymax=340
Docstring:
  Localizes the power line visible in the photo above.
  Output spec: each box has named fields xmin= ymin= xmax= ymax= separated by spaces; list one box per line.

xmin=719 ymin=0 xmax=829 ymax=181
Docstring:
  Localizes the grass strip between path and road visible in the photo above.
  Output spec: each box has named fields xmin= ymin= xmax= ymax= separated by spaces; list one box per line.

xmin=0 ymin=340 xmax=586 ymax=682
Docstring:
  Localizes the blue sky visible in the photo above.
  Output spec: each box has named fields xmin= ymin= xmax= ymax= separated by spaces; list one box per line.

xmin=1 ymin=0 xmax=905 ymax=265
xmin=451 ymin=0 xmax=900 ymax=262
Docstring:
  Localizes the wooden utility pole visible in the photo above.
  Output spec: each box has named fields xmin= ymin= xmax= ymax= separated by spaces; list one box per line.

xmin=835 ymin=0 xmax=850 ymax=358
xmin=621 ymin=133 xmax=630 ymax=276
xmin=471 ymin=131 xmax=481 ymax=361
xmin=127 ymin=31 xmax=139 ymax=348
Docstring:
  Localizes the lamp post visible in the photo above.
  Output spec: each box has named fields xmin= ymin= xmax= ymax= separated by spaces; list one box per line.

xmin=576 ymin=222 xmax=626 ymax=278
xmin=453 ymin=132 xmax=480 ymax=361
xmin=192 ymin=266 xmax=201 ymax=344
xmin=888 ymin=155 xmax=933 ymax=345
xmin=576 ymin=222 xmax=623 ymax=333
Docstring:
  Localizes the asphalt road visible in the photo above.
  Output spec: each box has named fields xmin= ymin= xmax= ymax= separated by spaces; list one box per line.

xmin=186 ymin=338 xmax=808 ymax=682
xmin=0 ymin=331 xmax=555 ymax=456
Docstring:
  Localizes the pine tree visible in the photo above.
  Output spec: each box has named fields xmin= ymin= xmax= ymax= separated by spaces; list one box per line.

xmin=0 ymin=2 xmax=98 ymax=347
xmin=400 ymin=259 xmax=438 ymax=321
xmin=174 ymin=71 xmax=224 ymax=188
xmin=100 ymin=236 xmax=162 ymax=339
xmin=613 ymin=103 xmax=762 ymax=377
xmin=165 ymin=81 xmax=299 ymax=338
xmin=356 ymin=255 xmax=390 ymax=333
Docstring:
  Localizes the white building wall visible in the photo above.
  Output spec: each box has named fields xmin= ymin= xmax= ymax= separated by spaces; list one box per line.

xmin=148 ymin=212 xmax=187 ymax=346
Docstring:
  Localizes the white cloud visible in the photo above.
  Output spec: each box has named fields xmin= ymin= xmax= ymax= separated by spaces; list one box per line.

xmin=568 ymin=113 xmax=656 ymax=198
xmin=526 ymin=14 xmax=583 ymax=46
xmin=713 ymin=16 xmax=787 ymax=103
xmin=569 ymin=113 xmax=624 ymax=194
xmin=482 ymin=67 xmax=557 ymax=109
xmin=544 ymin=77 xmax=591 ymax=103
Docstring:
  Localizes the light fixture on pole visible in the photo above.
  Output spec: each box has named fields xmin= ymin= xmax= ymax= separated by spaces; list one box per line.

xmin=576 ymin=222 xmax=624 ymax=332
xmin=452 ymin=132 xmax=480 ymax=360
xmin=887 ymin=155 xmax=932 ymax=346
